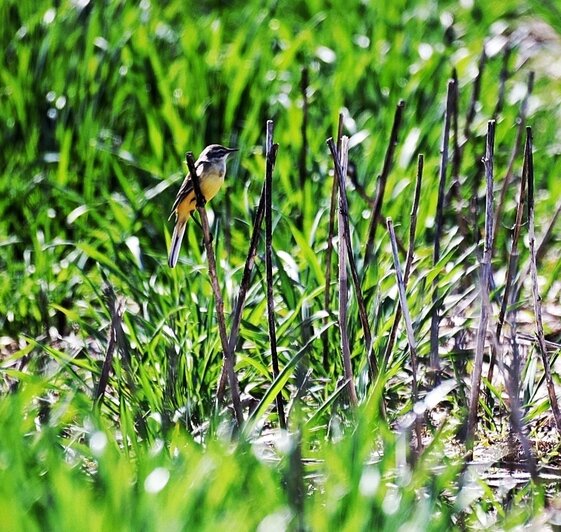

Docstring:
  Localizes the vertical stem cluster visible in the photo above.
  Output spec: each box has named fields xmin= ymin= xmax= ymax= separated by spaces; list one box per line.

xmin=466 ymin=120 xmax=495 ymax=446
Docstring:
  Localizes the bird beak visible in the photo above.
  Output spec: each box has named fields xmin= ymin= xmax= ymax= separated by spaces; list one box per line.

xmin=226 ymin=147 xmax=239 ymax=153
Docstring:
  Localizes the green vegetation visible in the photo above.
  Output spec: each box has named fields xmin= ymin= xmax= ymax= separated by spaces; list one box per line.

xmin=2 ymin=0 xmax=561 ymax=529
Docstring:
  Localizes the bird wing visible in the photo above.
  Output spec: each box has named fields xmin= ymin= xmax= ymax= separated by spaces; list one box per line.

xmin=168 ymin=161 xmax=203 ymax=219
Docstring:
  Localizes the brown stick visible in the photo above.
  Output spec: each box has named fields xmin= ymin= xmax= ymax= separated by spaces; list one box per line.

xmin=264 ymin=121 xmax=286 ymax=429
xmin=466 ymin=120 xmax=496 ymax=447
xmin=526 ymin=126 xmax=561 ymax=433
xmin=186 ymin=152 xmax=243 ymax=426
xmin=364 ymin=100 xmax=406 ymax=266
xmin=95 ymin=269 xmax=139 ymax=397
xmin=327 ymin=135 xmax=358 ymax=406
xmin=387 ymin=217 xmax=423 ymax=456
xmin=321 ymin=114 xmax=344 ymax=371
xmin=429 ymin=80 xmax=455 ymax=379
xmin=383 ymin=155 xmax=424 ymax=365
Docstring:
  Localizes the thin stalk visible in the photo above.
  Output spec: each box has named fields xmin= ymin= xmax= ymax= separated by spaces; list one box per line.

xmin=264 ymin=121 xmax=285 ymax=429
xmin=429 ymin=79 xmax=455 ymax=379
xmin=94 ymin=270 xmax=135 ymax=403
xmin=383 ymin=154 xmax=424 ymax=365
xmin=299 ymin=67 xmax=309 ymax=191
xmin=327 ymin=135 xmax=358 ymax=406
xmin=321 ymin=114 xmax=344 ymax=371
xmin=466 ymin=120 xmax=496 ymax=447
xmin=186 ymin=151 xmax=243 ymax=426
xmin=527 ymin=126 xmax=561 ymax=433
xmin=364 ymin=100 xmax=406 ymax=266
xmin=387 ymin=217 xmax=423 ymax=456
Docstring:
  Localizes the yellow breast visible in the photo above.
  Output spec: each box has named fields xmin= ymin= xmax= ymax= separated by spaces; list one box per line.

xmin=200 ymin=166 xmax=225 ymax=202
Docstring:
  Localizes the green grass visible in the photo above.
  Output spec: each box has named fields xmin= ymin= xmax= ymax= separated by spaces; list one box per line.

xmin=2 ymin=0 xmax=561 ymax=529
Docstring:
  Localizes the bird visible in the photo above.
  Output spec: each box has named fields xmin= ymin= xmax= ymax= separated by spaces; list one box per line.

xmin=168 ymin=144 xmax=238 ymax=268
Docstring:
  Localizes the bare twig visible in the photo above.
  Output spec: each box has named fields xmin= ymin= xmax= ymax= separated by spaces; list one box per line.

xmin=327 ymin=135 xmax=358 ymax=406
xmin=322 ymin=114 xmax=344 ymax=371
xmin=466 ymin=120 xmax=496 ymax=447
xmin=387 ymin=217 xmax=423 ymax=456
xmin=492 ymin=71 xmax=534 ymax=253
xmin=383 ymin=155 xmax=424 ymax=365
xmin=95 ymin=271 xmax=138 ymax=399
xmin=450 ymin=69 xmax=461 ymax=201
xmin=364 ymin=100 xmax=406 ymax=266
xmin=95 ymin=283 xmax=124 ymax=402
xmin=299 ymin=67 xmax=309 ymax=191
xmin=429 ymin=79 xmax=455 ymax=380
xmin=527 ymin=126 xmax=561 ymax=433
xmin=264 ymin=121 xmax=285 ymax=429
xmin=186 ymin=151 xmax=243 ymax=426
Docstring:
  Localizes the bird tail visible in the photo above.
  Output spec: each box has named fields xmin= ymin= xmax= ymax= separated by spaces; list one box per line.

xmin=168 ymin=219 xmax=187 ymax=268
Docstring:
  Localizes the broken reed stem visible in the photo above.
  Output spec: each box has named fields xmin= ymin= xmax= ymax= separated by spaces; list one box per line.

xmin=527 ymin=127 xmax=561 ymax=433
xmin=95 ymin=284 xmax=122 ymax=403
xmin=450 ymin=69 xmax=461 ymax=201
xmin=486 ymin=131 xmax=529 ymax=387
xmin=466 ymin=120 xmax=496 ymax=447
xmin=429 ymin=79 xmax=455 ymax=379
xmin=186 ymin=151 xmax=243 ymax=426
xmin=328 ymin=139 xmax=378 ymax=378
xmin=327 ymin=135 xmax=358 ymax=406
xmin=386 ymin=217 xmax=423 ymax=456
xmin=321 ymin=114 xmax=344 ymax=372
xmin=383 ymin=154 xmax=424 ymax=366
xmin=264 ymin=121 xmax=286 ymax=429
xmin=364 ymin=100 xmax=406 ymax=266
xmin=95 ymin=271 xmax=137 ymax=399
xmin=299 ymin=67 xmax=309 ymax=191
xmin=492 ymin=71 xmax=534 ymax=254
